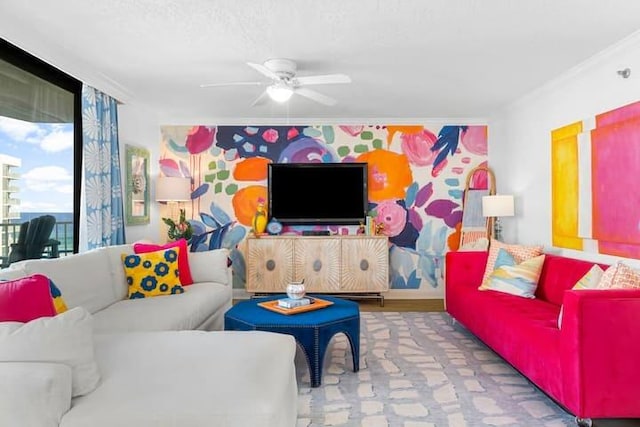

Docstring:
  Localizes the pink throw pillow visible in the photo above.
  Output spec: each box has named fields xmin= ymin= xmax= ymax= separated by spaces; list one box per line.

xmin=133 ymin=239 xmax=194 ymax=285
xmin=597 ymin=262 xmax=640 ymax=289
xmin=0 ymin=274 xmax=57 ymax=322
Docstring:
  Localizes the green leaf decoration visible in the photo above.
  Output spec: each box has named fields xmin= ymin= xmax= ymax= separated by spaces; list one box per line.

xmin=225 ymin=183 xmax=238 ymax=195
xmin=337 ymin=146 xmax=350 ymax=157
xmin=215 ymin=182 xmax=223 ymax=193
xmin=372 ymin=139 xmax=383 ymax=149
xmin=354 ymin=144 xmax=369 ymax=153
xmin=360 ymin=131 xmax=373 ymax=140
xmin=322 ymin=126 xmax=335 ymax=144
xmin=204 ymin=173 xmax=216 ymax=183
xmin=208 ymin=161 xmax=217 ymax=170
xmin=217 ymin=170 xmax=230 ymax=180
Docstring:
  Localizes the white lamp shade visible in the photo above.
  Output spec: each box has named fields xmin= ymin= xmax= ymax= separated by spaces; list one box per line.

xmin=482 ymin=195 xmax=515 ymax=217
xmin=156 ymin=177 xmax=191 ymax=202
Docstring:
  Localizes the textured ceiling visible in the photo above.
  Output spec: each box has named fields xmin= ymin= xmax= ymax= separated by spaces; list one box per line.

xmin=1 ymin=0 xmax=640 ymax=122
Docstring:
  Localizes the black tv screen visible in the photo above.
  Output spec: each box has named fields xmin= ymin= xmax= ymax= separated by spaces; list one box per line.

xmin=268 ymin=162 xmax=368 ymax=225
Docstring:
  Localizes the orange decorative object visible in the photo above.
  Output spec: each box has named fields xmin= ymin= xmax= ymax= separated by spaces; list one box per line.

xmin=258 ymin=297 xmax=334 ymax=315
xmin=232 ymin=185 xmax=267 ymax=226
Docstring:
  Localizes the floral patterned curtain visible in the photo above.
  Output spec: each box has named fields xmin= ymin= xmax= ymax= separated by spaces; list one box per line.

xmin=80 ymin=85 xmax=125 ymax=250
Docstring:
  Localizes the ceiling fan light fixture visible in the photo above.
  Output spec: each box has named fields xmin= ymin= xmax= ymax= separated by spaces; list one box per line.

xmin=266 ymin=84 xmax=293 ymax=103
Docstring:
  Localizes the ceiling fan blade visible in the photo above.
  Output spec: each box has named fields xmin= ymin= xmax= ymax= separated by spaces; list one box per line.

xmin=295 ymin=74 xmax=351 ymax=86
xmin=200 ymin=82 xmax=262 ymax=88
xmin=247 ymin=62 xmax=280 ymax=80
xmin=295 ymin=87 xmax=337 ymax=106
xmin=250 ymin=90 xmax=269 ymax=107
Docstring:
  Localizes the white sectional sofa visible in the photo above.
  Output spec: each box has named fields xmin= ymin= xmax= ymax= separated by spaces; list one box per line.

xmin=0 ymin=244 xmax=298 ymax=427
xmin=3 ymin=243 xmax=233 ymax=332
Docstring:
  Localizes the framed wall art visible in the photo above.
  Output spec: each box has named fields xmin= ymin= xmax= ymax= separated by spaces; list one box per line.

xmin=125 ymin=144 xmax=150 ymax=225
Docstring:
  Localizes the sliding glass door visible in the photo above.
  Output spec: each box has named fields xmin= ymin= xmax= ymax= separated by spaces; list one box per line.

xmin=0 ymin=39 xmax=81 ymax=259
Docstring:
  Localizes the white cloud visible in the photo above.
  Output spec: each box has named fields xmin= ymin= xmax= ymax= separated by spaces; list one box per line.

xmin=22 ymin=166 xmax=73 ymax=193
xmin=57 ymin=184 xmax=74 ymax=194
xmin=0 ymin=116 xmax=43 ymax=141
xmin=19 ymin=201 xmax=61 ymax=212
xmin=40 ymin=130 xmax=73 ymax=152
xmin=0 ymin=117 xmax=73 ymax=152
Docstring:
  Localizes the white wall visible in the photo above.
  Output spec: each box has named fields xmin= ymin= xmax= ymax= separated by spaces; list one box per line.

xmin=117 ymin=103 xmax=163 ymax=244
xmin=489 ymin=31 xmax=640 ymax=265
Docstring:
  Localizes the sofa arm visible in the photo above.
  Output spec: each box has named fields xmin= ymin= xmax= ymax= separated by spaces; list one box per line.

xmin=560 ymin=289 xmax=640 ymax=418
xmin=0 ymin=362 xmax=73 ymax=427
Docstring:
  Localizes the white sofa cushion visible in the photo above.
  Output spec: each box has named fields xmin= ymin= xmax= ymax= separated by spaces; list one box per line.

xmin=103 ymin=244 xmax=135 ymax=300
xmin=61 ymin=330 xmax=298 ymax=427
xmin=0 ymin=264 xmax=30 ymax=281
xmin=18 ymin=249 xmax=120 ymax=314
xmin=0 ymin=307 xmax=100 ymax=397
xmin=0 ymin=362 xmax=73 ymax=427
xmin=188 ymin=248 xmax=230 ymax=284
xmin=91 ymin=282 xmax=232 ymax=333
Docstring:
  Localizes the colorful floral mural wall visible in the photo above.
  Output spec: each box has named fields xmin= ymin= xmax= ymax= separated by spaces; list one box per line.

xmin=160 ymin=124 xmax=488 ymax=297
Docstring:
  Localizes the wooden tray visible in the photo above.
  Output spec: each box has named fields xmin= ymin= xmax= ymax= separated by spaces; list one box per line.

xmin=258 ymin=297 xmax=334 ymax=315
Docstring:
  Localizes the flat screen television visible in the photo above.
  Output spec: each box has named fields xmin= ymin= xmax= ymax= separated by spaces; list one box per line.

xmin=268 ymin=162 xmax=368 ymax=225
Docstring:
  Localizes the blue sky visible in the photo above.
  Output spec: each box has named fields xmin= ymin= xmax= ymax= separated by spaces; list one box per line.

xmin=0 ymin=116 xmax=73 ymax=213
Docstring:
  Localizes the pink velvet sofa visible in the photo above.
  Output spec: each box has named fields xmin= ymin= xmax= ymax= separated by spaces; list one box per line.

xmin=445 ymin=250 xmax=640 ymax=426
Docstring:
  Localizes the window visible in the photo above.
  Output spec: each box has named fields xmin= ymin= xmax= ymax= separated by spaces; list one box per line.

xmin=0 ymin=39 xmax=81 ymax=257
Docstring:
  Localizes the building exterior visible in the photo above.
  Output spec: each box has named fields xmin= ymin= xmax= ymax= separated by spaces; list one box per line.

xmin=0 ymin=154 xmax=20 ymax=258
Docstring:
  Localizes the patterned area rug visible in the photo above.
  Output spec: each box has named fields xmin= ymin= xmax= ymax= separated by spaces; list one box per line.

xmin=296 ymin=312 xmax=574 ymax=427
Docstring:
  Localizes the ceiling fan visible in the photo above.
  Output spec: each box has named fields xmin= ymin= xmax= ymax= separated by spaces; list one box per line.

xmin=200 ymin=59 xmax=351 ymax=106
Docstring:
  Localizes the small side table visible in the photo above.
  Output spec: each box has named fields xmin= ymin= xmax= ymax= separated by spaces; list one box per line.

xmin=224 ymin=295 xmax=360 ymax=387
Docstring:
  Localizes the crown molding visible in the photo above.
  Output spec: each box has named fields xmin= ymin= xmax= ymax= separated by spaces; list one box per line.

xmin=505 ymin=29 xmax=640 ymax=113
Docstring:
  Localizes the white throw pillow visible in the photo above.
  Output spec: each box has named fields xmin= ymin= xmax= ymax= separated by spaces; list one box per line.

xmin=0 ymin=362 xmax=72 ymax=427
xmin=188 ymin=249 xmax=230 ymax=284
xmin=0 ymin=307 xmax=100 ymax=396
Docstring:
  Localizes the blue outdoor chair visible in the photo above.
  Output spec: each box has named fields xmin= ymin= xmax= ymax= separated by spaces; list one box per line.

xmin=3 ymin=214 xmax=60 ymax=268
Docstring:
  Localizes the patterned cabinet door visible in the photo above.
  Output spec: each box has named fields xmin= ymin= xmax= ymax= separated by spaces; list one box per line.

xmin=246 ymin=237 xmax=294 ymax=292
xmin=340 ymin=237 xmax=389 ymax=292
xmin=294 ymin=238 xmax=341 ymax=292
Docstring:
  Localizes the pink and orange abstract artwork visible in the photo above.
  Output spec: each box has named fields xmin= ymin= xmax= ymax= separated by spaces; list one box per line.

xmin=551 ymin=100 xmax=640 ymax=259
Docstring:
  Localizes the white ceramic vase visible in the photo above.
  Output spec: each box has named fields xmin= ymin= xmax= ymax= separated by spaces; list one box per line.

xmin=286 ymin=283 xmax=306 ymax=299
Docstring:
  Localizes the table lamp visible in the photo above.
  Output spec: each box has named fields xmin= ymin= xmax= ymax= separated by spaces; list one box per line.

xmin=482 ymin=194 xmax=514 ymax=241
xmin=156 ymin=176 xmax=191 ymax=220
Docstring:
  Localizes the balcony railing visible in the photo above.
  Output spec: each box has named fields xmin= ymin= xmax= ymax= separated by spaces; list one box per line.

xmin=3 ymin=197 xmax=19 ymax=205
xmin=0 ymin=221 xmax=74 ymax=260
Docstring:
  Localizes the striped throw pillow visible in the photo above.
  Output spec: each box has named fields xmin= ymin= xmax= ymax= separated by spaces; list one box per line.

xmin=482 ymin=252 xmax=546 ymax=299
xmin=479 ymin=239 xmax=543 ymax=290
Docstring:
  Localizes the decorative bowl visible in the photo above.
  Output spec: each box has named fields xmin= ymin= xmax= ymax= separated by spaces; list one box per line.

xmin=286 ymin=282 xmax=306 ymax=300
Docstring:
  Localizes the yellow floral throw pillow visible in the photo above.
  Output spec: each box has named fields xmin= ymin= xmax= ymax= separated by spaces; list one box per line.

xmin=122 ymin=247 xmax=184 ymax=299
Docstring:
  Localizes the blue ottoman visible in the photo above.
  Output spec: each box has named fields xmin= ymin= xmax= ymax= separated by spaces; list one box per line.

xmin=224 ymin=295 xmax=360 ymax=387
